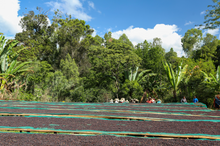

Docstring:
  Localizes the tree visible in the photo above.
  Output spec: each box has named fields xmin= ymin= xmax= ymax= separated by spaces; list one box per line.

xmin=163 ymin=60 xmax=188 ymax=101
xmin=135 ymin=40 xmax=152 ymax=69
xmin=146 ymin=46 xmax=165 ymax=73
xmin=181 ymin=28 xmax=203 ymax=57
xmin=152 ymin=37 xmax=162 ymax=48
xmin=193 ymin=33 xmax=219 ymax=61
xmin=94 ymin=35 xmax=104 ymax=46
xmin=15 ymin=8 xmax=57 ymax=64
xmin=202 ymin=0 xmax=220 ymax=29
xmin=60 ymin=53 xmax=79 ymax=82
xmin=123 ymin=66 xmax=156 ymax=101
xmin=104 ymin=31 xmax=112 ymax=47
xmin=119 ymin=34 xmax=133 ymax=48
xmin=54 ymin=15 xmax=96 ymax=74
xmin=88 ymin=39 xmax=141 ymax=98
xmin=140 ymin=74 xmax=166 ymax=102
xmin=215 ymin=42 xmax=220 ymax=67
xmin=165 ymin=48 xmax=178 ymax=63
xmin=121 ymin=80 xmax=143 ymax=100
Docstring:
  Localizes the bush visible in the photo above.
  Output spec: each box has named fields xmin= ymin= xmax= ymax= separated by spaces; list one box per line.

xmin=69 ymin=86 xmax=113 ymax=103
xmin=195 ymin=83 xmax=215 ymax=108
xmin=120 ymin=80 xmax=143 ymax=101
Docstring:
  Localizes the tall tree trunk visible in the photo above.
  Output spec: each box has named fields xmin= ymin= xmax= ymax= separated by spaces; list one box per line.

xmin=140 ymin=91 xmax=147 ymax=103
xmin=173 ymin=90 xmax=177 ymax=102
xmin=141 ymin=89 xmax=151 ymax=103
xmin=115 ymin=80 xmax=120 ymax=99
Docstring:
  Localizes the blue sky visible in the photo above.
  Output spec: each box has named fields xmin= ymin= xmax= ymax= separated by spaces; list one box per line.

xmin=0 ymin=0 xmax=217 ymax=56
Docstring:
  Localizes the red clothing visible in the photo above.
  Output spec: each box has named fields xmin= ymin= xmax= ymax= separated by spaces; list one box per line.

xmin=146 ymin=100 xmax=153 ymax=103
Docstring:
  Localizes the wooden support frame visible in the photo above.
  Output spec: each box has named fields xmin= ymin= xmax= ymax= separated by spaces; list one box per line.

xmin=0 ymin=128 xmax=219 ymax=140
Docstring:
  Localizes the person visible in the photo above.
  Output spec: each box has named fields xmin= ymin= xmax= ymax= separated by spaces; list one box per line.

xmin=214 ymin=95 xmax=220 ymax=109
xmin=152 ymin=98 xmax=156 ymax=103
xmin=110 ymin=99 xmax=113 ymax=103
xmin=119 ymin=98 xmax=125 ymax=103
xmin=125 ymin=100 xmax=129 ymax=103
xmin=135 ymin=99 xmax=139 ymax=103
xmin=181 ymin=96 xmax=187 ymax=103
xmin=157 ymin=99 xmax=161 ymax=103
xmin=115 ymin=98 xmax=119 ymax=103
xmin=131 ymin=99 xmax=136 ymax=103
xmin=193 ymin=96 xmax=198 ymax=103
xmin=146 ymin=97 xmax=153 ymax=103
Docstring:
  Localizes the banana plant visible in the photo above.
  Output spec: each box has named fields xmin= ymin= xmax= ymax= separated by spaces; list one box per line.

xmin=201 ymin=65 xmax=220 ymax=93
xmin=124 ymin=66 xmax=156 ymax=83
xmin=124 ymin=66 xmax=157 ymax=102
xmin=0 ymin=35 xmax=33 ymax=91
xmin=0 ymin=60 xmax=33 ymax=90
xmin=163 ymin=60 xmax=188 ymax=101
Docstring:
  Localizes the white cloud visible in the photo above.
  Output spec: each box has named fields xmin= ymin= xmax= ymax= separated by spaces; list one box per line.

xmin=107 ymin=28 xmax=112 ymax=32
xmin=185 ymin=21 xmax=194 ymax=26
xmin=46 ymin=0 xmax=92 ymax=21
xmin=200 ymin=11 xmax=206 ymax=15
xmin=112 ymin=24 xmax=184 ymax=57
xmin=196 ymin=25 xmax=220 ymax=36
xmin=0 ymin=0 xmax=22 ymax=37
xmin=204 ymin=28 xmax=219 ymax=36
xmin=92 ymin=28 xmax=96 ymax=37
xmin=47 ymin=18 xmax=51 ymax=26
xmin=88 ymin=1 xmax=95 ymax=9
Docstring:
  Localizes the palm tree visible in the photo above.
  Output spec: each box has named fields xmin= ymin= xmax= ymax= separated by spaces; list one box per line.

xmin=162 ymin=60 xmax=188 ymax=101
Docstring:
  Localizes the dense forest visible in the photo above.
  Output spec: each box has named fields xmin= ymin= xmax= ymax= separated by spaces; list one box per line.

xmin=1 ymin=1 xmax=220 ymax=108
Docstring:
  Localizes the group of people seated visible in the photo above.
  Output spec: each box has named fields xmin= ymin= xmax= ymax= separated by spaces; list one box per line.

xmin=110 ymin=98 xmax=137 ymax=103
xmin=181 ymin=96 xmax=198 ymax=103
xmin=146 ymin=97 xmax=161 ymax=104
xmin=181 ymin=95 xmax=220 ymax=109
xmin=109 ymin=95 xmax=220 ymax=109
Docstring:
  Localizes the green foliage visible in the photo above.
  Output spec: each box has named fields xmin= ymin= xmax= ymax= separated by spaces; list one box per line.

xmin=195 ymin=83 xmax=215 ymax=108
xmin=119 ymin=34 xmax=133 ymax=48
xmin=88 ymin=39 xmax=141 ymax=98
xmin=0 ymin=34 xmax=34 ymax=92
xmin=201 ymin=65 xmax=220 ymax=94
xmin=193 ymin=33 xmax=219 ymax=61
xmin=69 ymin=86 xmax=113 ymax=102
xmin=124 ymin=66 xmax=156 ymax=84
xmin=121 ymin=80 xmax=143 ymax=100
xmin=202 ymin=0 xmax=220 ymax=29
xmin=2 ymin=4 xmax=220 ymax=108
xmin=94 ymin=35 xmax=104 ymax=46
xmin=54 ymin=16 xmax=96 ymax=74
xmin=163 ymin=60 xmax=188 ymax=101
xmin=165 ymin=48 xmax=178 ymax=63
xmin=147 ymin=48 xmax=165 ymax=73
xmin=181 ymin=28 xmax=203 ymax=57
xmin=15 ymin=9 xmax=57 ymax=64
xmin=60 ymin=53 xmax=79 ymax=81
xmin=152 ymin=37 xmax=162 ymax=48
xmin=17 ymin=90 xmax=36 ymax=101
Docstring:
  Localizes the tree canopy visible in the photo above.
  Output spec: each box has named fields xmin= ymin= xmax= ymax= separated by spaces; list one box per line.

xmin=1 ymin=5 xmax=220 ymax=108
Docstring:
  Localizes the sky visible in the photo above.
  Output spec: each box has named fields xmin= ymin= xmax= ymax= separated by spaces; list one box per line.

xmin=0 ymin=0 xmax=218 ymax=57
